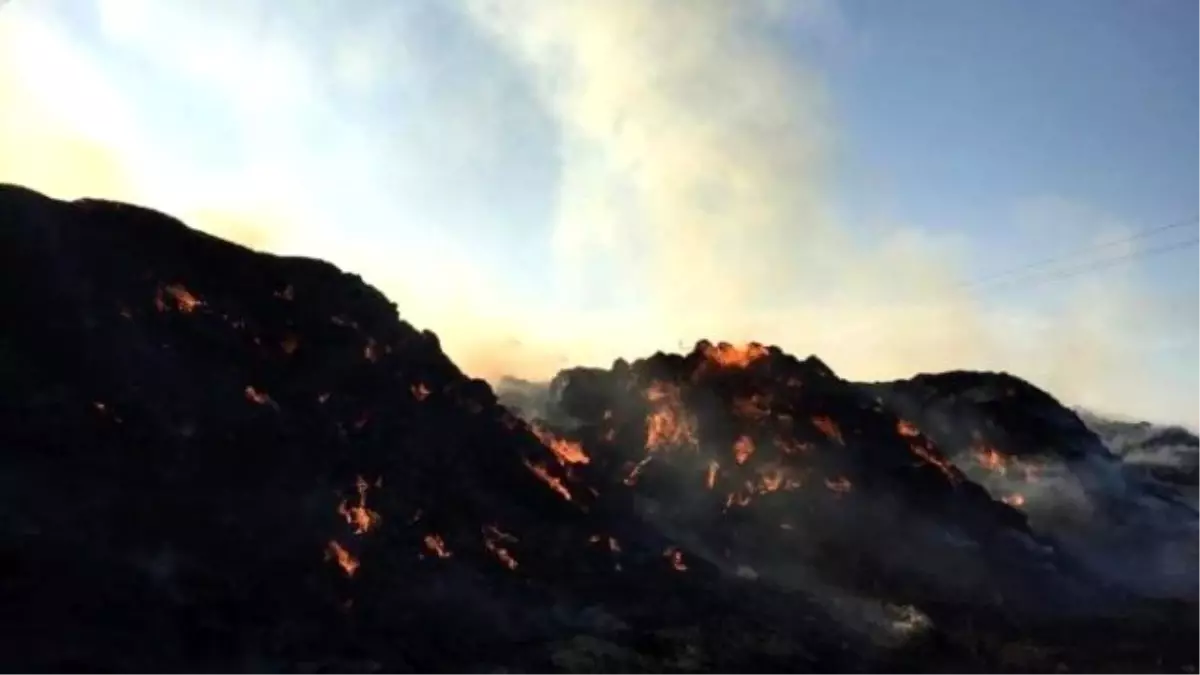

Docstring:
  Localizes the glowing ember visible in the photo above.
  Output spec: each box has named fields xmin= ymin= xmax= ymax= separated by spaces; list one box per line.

xmin=523 ymin=459 xmax=573 ymax=501
xmin=909 ymin=443 xmax=962 ymax=485
xmin=975 ymin=446 xmax=1007 ymax=474
xmin=423 ymin=534 xmax=452 ymax=559
xmin=706 ymin=461 xmax=720 ymax=489
xmin=896 ymin=420 xmax=921 ymax=438
xmin=156 ymin=283 xmax=202 ymax=313
xmin=643 ymin=382 xmax=697 ymax=451
xmin=326 ymin=540 xmax=359 ymax=577
xmin=664 ymin=547 xmax=688 ymax=572
xmin=701 ymin=342 xmax=769 ymax=368
xmin=337 ymin=475 xmax=381 ymax=535
xmin=280 ymin=335 xmax=300 ymax=355
xmin=483 ymin=526 xmax=519 ymax=570
xmin=244 ymin=385 xmax=272 ymax=405
xmin=811 ymin=416 xmax=844 ymax=445
xmin=824 ymin=476 xmax=853 ymax=494
xmin=733 ymin=436 xmax=756 ymax=465
xmin=1002 ymin=493 xmax=1026 ymax=507
xmin=531 ymin=424 xmax=590 ymax=466
xmin=759 ymin=466 xmax=784 ymax=492
xmin=411 ymin=383 xmax=430 ymax=401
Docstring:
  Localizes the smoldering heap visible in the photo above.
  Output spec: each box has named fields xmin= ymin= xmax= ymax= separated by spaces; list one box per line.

xmin=0 ymin=184 xmax=1194 ymax=673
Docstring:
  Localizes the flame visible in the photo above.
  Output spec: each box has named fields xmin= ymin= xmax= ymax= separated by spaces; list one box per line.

xmin=811 ymin=416 xmax=844 ymax=445
xmin=483 ymin=525 xmax=519 ymax=570
xmin=244 ymin=385 xmax=272 ymax=405
xmin=896 ymin=420 xmax=921 ymax=438
xmin=411 ymin=383 xmax=430 ymax=401
xmin=1002 ymin=493 xmax=1026 ymax=507
xmin=523 ymin=459 xmax=573 ymax=501
xmin=423 ymin=534 xmax=452 ymax=559
xmin=643 ymin=382 xmax=698 ymax=451
xmin=700 ymin=342 xmax=769 ymax=368
xmin=664 ymin=547 xmax=688 ymax=572
xmin=326 ymin=540 xmax=359 ymax=577
xmin=775 ymin=437 xmax=812 ymax=455
xmin=909 ymin=443 xmax=962 ymax=484
xmin=706 ymin=460 xmax=720 ymax=489
xmin=337 ymin=475 xmax=381 ymax=535
xmin=759 ymin=466 xmax=784 ymax=492
xmin=531 ymin=423 xmax=590 ymax=466
xmin=974 ymin=446 xmax=1007 ymax=475
xmin=733 ymin=435 xmax=756 ymax=465
xmin=824 ymin=476 xmax=853 ymax=494
xmin=155 ymin=283 xmax=202 ymax=313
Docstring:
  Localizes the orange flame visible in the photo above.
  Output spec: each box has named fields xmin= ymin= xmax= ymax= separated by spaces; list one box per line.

xmin=423 ymin=534 xmax=452 ymax=559
xmin=326 ymin=540 xmax=359 ymax=577
xmin=337 ymin=475 xmax=381 ymax=535
xmin=523 ymin=459 xmax=573 ymax=501
xmin=896 ymin=420 xmax=921 ymax=438
xmin=701 ymin=342 xmax=769 ymax=368
xmin=1002 ymin=493 xmax=1026 ymax=507
xmin=811 ymin=416 xmax=844 ymax=445
xmin=643 ymin=382 xmax=697 ymax=451
xmin=733 ymin=435 xmax=756 ymax=465
xmin=974 ymin=446 xmax=1007 ymax=475
xmin=483 ymin=525 xmax=519 ymax=570
xmin=706 ymin=461 xmax=720 ymax=489
xmin=760 ymin=466 xmax=785 ymax=492
xmin=910 ymin=443 xmax=962 ymax=484
xmin=531 ymin=423 xmax=590 ymax=466
xmin=411 ymin=382 xmax=430 ymax=401
xmin=156 ymin=284 xmax=202 ymax=313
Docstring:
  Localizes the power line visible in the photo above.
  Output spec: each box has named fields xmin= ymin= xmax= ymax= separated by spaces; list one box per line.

xmin=961 ymin=215 xmax=1198 ymax=289
xmin=971 ymin=237 xmax=1199 ymax=294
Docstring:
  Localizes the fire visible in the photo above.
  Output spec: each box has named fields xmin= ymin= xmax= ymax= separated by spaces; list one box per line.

xmin=706 ymin=461 xmax=720 ymax=489
xmin=530 ymin=423 xmax=590 ymax=466
xmin=974 ymin=446 xmax=1007 ymax=474
xmin=326 ymin=540 xmax=359 ymax=577
xmin=423 ymin=534 xmax=452 ymax=559
xmin=643 ymin=382 xmax=697 ymax=451
xmin=824 ymin=476 xmax=853 ymax=494
xmin=337 ymin=475 xmax=381 ymax=535
xmin=811 ymin=416 xmax=844 ymax=445
xmin=244 ymin=385 xmax=272 ymax=405
xmin=523 ymin=459 xmax=573 ymax=501
xmin=896 ymin=420 xmax=920 ymax=438
xmin=700 ymin=342 xmax=769 ymax=369
xmin=411 ymin=382 xmax=430 ymax=401
xmin=483 ymin=526 xmax=519 ymax=570
xmin=775 ymin=437 xmax=812 ymax=455
xmin=155 ymin=283 xmax=202 ymax=313
xmin=733 ymin=436 xmax=756 ymax=465
xmin=1002 ymin=493 xmax=1026 ymax=507
xmin=909 ymin=443 xmax=962 ymax=485
xmin=664 ymin=547 xmax=688 ymax=572
xmin=759 ymin=466 xmax=784 ymax=492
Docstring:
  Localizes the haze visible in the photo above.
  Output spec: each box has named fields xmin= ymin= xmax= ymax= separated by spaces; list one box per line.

xmin=1 ymin=0 xmax=1196 ymax=426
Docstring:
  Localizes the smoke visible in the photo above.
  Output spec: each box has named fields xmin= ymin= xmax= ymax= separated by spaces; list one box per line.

xmin=0 ymin=0 xmax=1194 ymax=427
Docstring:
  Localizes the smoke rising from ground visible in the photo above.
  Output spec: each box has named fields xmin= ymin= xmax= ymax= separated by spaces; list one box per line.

xmin=0 ymin=0 xmax=1194 ymax=426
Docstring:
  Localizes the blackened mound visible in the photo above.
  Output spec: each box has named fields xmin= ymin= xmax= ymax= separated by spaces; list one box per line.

xmin=1 ymin=185 xmax=1194 ymax=673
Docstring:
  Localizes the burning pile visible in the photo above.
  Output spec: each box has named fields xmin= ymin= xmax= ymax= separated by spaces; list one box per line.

xmin=0 ymin=185 xmax=1194 ymax=673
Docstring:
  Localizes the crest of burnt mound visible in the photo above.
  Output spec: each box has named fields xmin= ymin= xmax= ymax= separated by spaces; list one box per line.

xmin=8 ymin=185 xmax=846 ymax=671
xmin=528 ymin=339 xmax=1096 ymax=611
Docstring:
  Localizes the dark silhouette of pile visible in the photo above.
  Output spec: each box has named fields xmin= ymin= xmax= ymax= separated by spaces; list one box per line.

xmin=1 ymin=184 xmax=1195 ymax=673
xmin=531 ymin=344 xmax=1082 ymax=613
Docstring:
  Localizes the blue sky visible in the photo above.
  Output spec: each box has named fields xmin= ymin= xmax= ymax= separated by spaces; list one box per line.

xmin=0 ymin=0 xmax=1195 ymax=425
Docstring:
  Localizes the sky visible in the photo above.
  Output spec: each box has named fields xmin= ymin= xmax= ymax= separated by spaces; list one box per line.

xmin=0 ymin=0 xmax=1196 ymax=426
